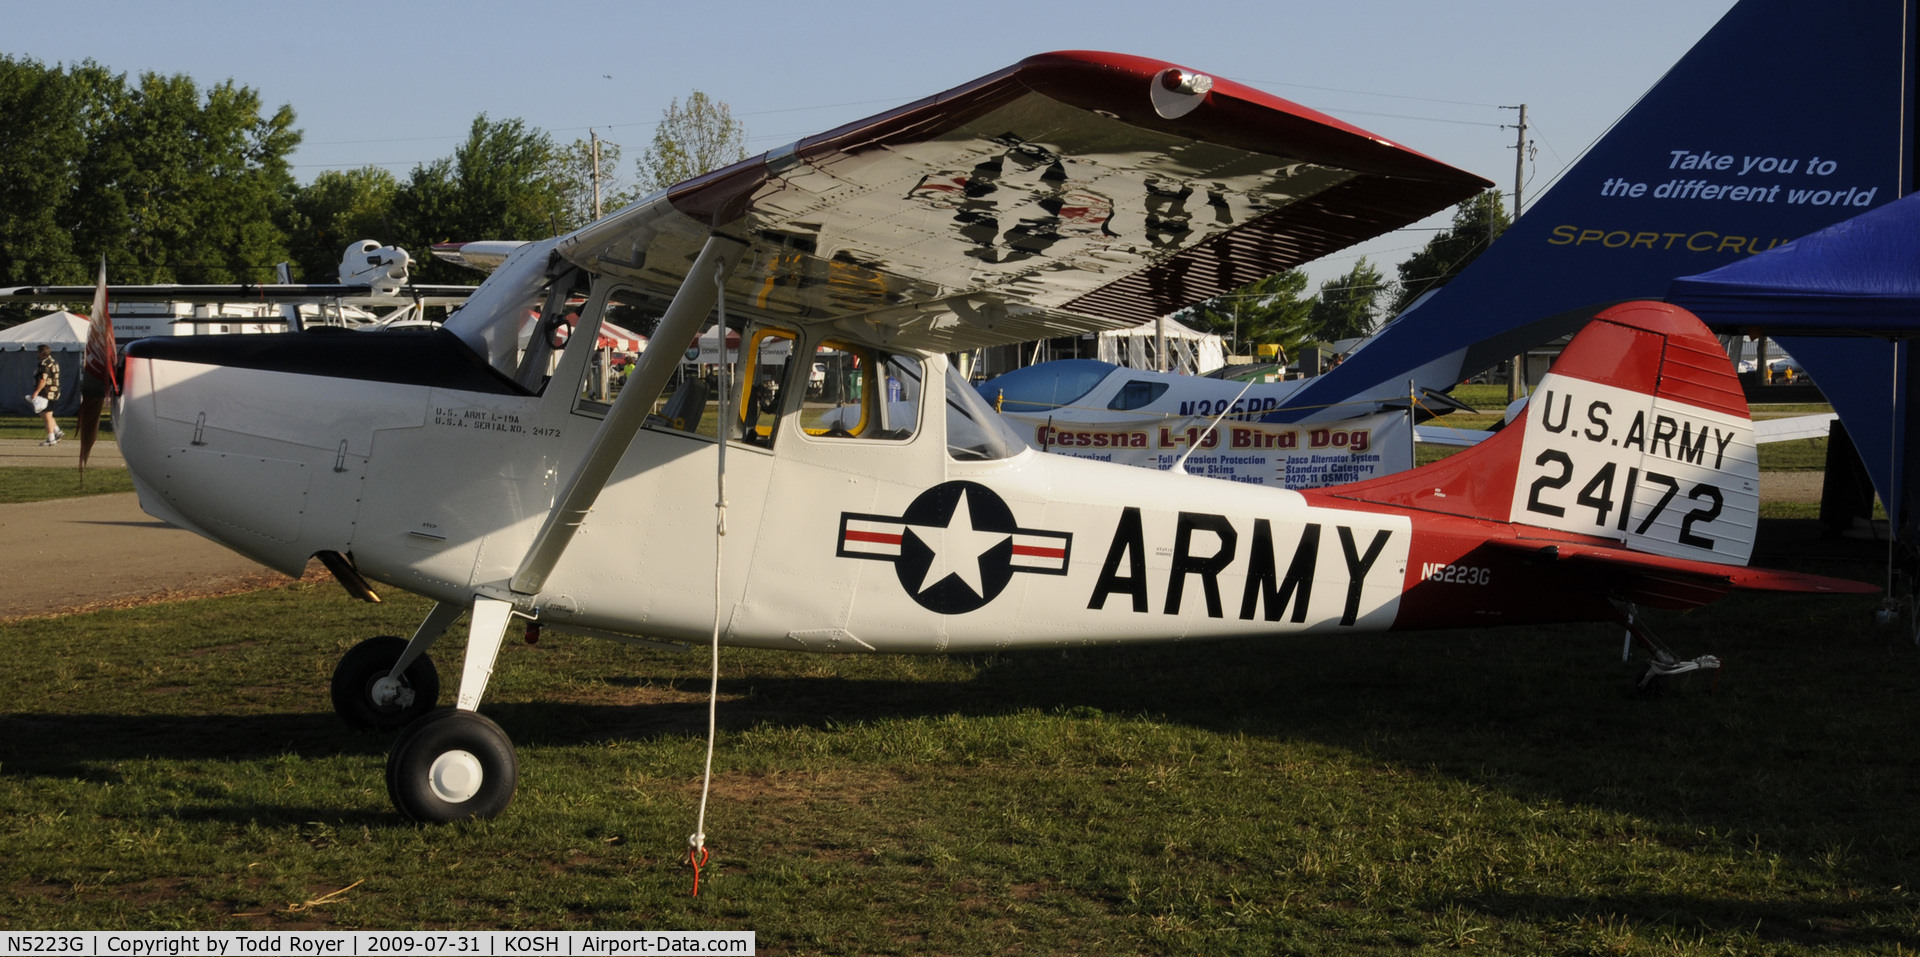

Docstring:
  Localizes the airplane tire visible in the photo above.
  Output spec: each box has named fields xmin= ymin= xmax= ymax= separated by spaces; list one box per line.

xmin=387 ymin=709 xmax=518 ymax=823
xmin=331 ymin=636 xmax=439 ymax=730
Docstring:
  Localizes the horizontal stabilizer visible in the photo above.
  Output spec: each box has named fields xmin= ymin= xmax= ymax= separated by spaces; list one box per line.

xmin=1485 ymin=538 xmax=1876 ymax=608
xmin=1753 ymin=412 xmax=1838 ymax=443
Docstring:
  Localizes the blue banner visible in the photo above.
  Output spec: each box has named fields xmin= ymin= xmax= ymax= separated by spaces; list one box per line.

xmin=1283 ymin=0 xmax=1915 ymax=419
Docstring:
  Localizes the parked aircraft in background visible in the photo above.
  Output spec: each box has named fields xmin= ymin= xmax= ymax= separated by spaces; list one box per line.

xmin=981 ymin=358 xmax=1473 ymax=424
xmin=0 ymin=241 xmax=476 ymax=333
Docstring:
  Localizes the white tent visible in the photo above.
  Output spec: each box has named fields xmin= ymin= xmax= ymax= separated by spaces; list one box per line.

xmin=0 ymin=311 xmax=88 ymax=350
xmin=0 ymin=311 xmax=88 ymax=415
xmin=1095 ymin=317 xmax=1226 ymax=375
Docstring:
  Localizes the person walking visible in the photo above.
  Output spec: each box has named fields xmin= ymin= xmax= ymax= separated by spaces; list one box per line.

xmin=30 ymin=344 xmax=62 ymax=445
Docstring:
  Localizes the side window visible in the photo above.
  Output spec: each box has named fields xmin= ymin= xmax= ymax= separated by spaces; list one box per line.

xmin=1107 ymin=379 xmax=1170 ymax=411
xmin=511 ymin=269 xmax=589 ymax=394
xmin=568 ymin=286 xmax=659 ymax=415
xmin=643 ymin=322 xmax=797 ymax=446
xmin=732 ymin=327 xmax=797 ymax=448
xmin=802 ymin=341 xmax=920 ymax=441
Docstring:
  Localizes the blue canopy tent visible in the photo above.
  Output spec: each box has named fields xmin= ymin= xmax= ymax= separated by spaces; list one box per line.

xmin=1668 ymin=191 xmax=1920 ymax=536
xmin=1272 ymin=0 xmax=1914 ymax=424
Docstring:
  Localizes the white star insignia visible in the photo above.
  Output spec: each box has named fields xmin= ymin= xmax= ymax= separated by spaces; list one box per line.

xmin=907 ymin=489 xmax=1009 ymax=598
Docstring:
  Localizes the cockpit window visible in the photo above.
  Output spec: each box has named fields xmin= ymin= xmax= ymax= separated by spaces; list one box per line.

xmin=630 ymin=320 xmax=801 ymax=448
xmin=440 ymin=238 xmax=563 ymax=377
xmin=568 ymin=286 xmax=659 ymax=415
xmin=947 ymin=370 xmax=1027 ymax=461
xmin=734 ymin=327 xmax=797 ymax=448
xmin=801 ymin=341 xmax=919 ymax=441
xmin=514 ymin=275 xmax=586 ymax=393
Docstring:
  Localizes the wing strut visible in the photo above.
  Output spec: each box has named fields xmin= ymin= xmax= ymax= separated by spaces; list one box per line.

xmin=508 ymin=234 xmax=748 ymax=596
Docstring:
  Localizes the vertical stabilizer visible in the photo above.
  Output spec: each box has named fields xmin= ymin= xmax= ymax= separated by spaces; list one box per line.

xmin=1330 ymin=302 xmax=1759 ymax=565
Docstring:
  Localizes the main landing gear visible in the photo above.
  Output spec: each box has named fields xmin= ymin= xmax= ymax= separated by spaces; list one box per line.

xmin=329 ymin=599 xmax=525 ymax=823
xmin=330 ymin=636 xmax=440 ymax=729
xmin=387 ymin=709 xmax=518 ymax=822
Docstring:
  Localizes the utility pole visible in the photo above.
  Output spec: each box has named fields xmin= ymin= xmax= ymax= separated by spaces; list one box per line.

xmin=590 ymin=129 xmax=603 ymax=220
xmin=1502 ymin=104 xmax=1530 ymax=403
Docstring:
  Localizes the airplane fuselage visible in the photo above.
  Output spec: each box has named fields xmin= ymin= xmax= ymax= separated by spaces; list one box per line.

xmin=116 ymin=330 xmax=1624 ymax=657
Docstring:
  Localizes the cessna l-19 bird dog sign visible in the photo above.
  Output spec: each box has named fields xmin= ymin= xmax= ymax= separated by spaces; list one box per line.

xmin=102 ymin=52 xmax=1869 ymax=823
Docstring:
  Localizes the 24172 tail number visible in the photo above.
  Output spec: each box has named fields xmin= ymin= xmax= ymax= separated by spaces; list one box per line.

xmin=1525 ymin=450 xmax=1723 ymax=547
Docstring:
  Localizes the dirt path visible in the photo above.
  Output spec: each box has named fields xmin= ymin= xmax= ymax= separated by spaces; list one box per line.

xmin=1761 ymin=470 xmax=1824 ymax=504
xmin=0 ymin=491 xmax=291 ymax=620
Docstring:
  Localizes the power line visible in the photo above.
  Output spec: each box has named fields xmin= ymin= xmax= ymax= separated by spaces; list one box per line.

xmin=1225 ymin=76 xmax=1505 ymax=109
xmin=292 ymin=159 xmax=432 ymax=170
xmin=1313 ymin=109 xmax=1502 ymax=129
xmin=295 ymin=83 xmax=1508 ymax=173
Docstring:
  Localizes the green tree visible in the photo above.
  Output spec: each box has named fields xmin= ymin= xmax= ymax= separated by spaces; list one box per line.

xmin=285 ymin=166 xmax=398 ymax=281
xmin=67 ymin=68 xmax=300 ymax=284
xmin=391 ymin=115 xmax=564 ymax=281
xmin=632 ymin=92 xmax=748 ymax=194
xmin=550 ymin=133 xmax=636 ymax=231
xmin=1390 ymin=190 xmax=1510 ymax=314
xmin=1179 ymin=270 xmax=1317 ymax=362
xmin=1309 ymin=257 xmax=1388 ymax=341
xmin=0 ymin=56 xmax=86 ymax=309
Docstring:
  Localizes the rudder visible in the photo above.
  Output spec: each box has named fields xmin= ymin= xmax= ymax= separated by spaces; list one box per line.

xmin=1327 ymin=302 xmax=1760 ymax=565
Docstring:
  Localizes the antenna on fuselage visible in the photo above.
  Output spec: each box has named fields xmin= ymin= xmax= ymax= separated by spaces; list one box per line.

xmin=1170 ymin=376 xmax=1256 ymax=475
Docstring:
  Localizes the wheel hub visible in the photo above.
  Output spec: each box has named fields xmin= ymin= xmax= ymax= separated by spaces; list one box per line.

xmin=370 ymin=675 xmax=414 ymax=710
xmin=429 ymin=749 xmax=484 ymax=803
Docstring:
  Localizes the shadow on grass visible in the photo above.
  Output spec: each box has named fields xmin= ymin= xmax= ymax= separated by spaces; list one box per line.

xmin=2 ymin=520 xmax=1909 ymax=915
xmin=14 ymin=593 xmax=1901 ymax=815
xmin=0 ymin=711 xmax=390 ymax=776
xmin=1461 ymin=890 xmax=1918 ymax=950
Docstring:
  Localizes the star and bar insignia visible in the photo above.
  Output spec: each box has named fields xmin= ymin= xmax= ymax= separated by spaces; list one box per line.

xmin=838 ymin=481 xmax=1071 ymax=614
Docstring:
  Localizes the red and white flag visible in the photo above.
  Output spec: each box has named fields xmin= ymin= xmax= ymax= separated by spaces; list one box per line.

xmin=77 ymin=257 xmax=115 ymax=470
xmin=83 ymin=257 xmax=116 ymax=394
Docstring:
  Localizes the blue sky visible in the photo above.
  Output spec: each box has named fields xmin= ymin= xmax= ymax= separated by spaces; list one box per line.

xmin=3 ymin=0 xmax=1740 ymax=286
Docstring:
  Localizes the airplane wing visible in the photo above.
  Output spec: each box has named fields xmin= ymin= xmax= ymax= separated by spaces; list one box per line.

xmin=1753 ymin=412 xmax=1838 ymax=443
xmin=0 ymin=283 xmax=477 ymax=307
xmin=550 ymin=51 xmax=1490 ymax=354
xmin=429 ymin=242 xmax=528 ymax=275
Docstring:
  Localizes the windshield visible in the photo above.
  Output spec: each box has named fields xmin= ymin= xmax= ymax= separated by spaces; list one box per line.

xmin=947 ymin=369 xmax=1027 ymax=461
xmin=976 ymin=359 xmax=1116 ymax=414
xmin=440 ymin=238 xmax=564 ymax=376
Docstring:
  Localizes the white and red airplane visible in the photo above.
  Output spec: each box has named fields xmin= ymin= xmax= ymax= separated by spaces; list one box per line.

xmin=103 ymin=52 xmax=1871 ymax=823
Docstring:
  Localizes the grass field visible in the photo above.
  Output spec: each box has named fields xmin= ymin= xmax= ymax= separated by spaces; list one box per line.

xmin=1 ymin=540 xmax=1913 ymax=952
xmin=0 ymin=415 xmax=132 ymax=503
xmin=5 ymin=393 xmax=1905 ymax=950
xmin=0 ymin=466 xmax=132 ymax=503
